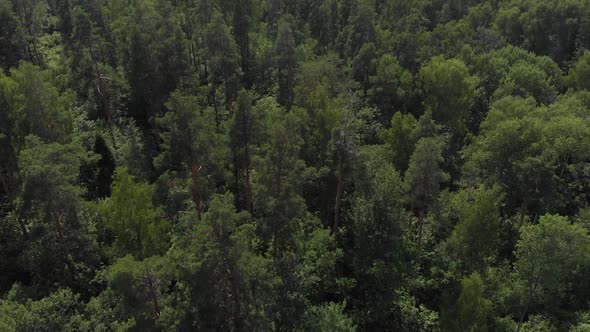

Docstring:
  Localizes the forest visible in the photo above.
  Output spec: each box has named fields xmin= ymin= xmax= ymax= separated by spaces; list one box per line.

xmin=3 ymin=0 xmax=590 ymax=331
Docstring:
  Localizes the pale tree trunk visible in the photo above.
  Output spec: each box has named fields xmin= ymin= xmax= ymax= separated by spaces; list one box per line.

xmin=273 ymin=156 xmax=283 ymax=257
xmin=417 ymin=215 xmax=424 ymax=257
xmin=244 ymin=159 xmax=253 ymax=215
xmin=191 ymin=162 xmax=202 ymax=216
xmin=333 ymin=173 xmax=344 ymax=233
xmin=144 ymin=270 xmax=161 ymax=319
xmin=516 ymin=268 xmax=540 ymax=332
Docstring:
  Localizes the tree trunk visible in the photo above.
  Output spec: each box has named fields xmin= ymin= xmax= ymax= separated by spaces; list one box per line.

xmin=225 ymin=81 xmax=234 ymax=112
xmin=26 ymin=22 xmax=43 ymax=67
xmin=145 ymin=270 xmax=161 ymax=319
xmin=244 ymin=146 xmax=253 ymax=215
xmin=517 ymin=273 xmax=539 ymax=332
xmin=417 ymin=216 xmax=424 ymax=256
xmin=88 ymin=44 xmax=111 ymax=123
xmin=519 ymin=200 xmax=528 ymax=228
xmin=228 ymin=266 xmax=242 ymax=331
xmin=333 ymin=173 xmax=344 ymax=233
xmin=136 ymin=225 xmax=143 ymax=260
xmin=191 ymin=162 xmax=202 ymax=215
xmin=273 ymin=158 xmax=283 ymax=257
xmin=55 ymin=211 xmax=77 ymax=279
xmin=244 ymin=166 xmax=252 ymax=215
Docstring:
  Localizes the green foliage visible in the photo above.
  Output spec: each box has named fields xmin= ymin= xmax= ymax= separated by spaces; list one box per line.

xmin=520 ymin=315 xmax=556 ymax=332
xmin=230 ymin=89 xmax=260 ymax=212
xmin=0 ymin=286 xmax=82 ymax=332
xmin=80 ymin=135 xmax=116 ymax=200
xmin=394 ymin=290 xmax=440 ymax=331
xmin=102 ymin=120 xmax=149 ymax=180
xmin=345 ymin=1 xmax=376 ymax=57
xmin=464 ymin=95 xmax=590 ymax=216
xmin=517 ymin=0 xmax=586 ymax=64
xmin=516 ymin=215 xmax=590 ymax=295
xmin=100 ymin=168 xmax=169 ymax=259
xmin=275 ymin=18 xmax=297 ymax=110
xmin=15 ymin=136 xmax=99 ymax=294
xmin=294 ymin=53 xmax=344 ymax=110
xmin=571 ymin=313 xmax=590 ymax=332
xmin=157 ymin=90 xmax=227 ymax=172
xmin=454 ymin=272 xmax=492 ymax=332
xmin=205 ymin=11 xmax=242 ymax=111
xmin=104 ymin=255 xmax=174 ymax=330
xmin=156 ymin=89 xmax=230 ymax=212
xmin=168 ymin=192 xmax=276 ymax=330
xmin=368 ymin=54 xmax=414 ymax=117
xmin=418 ymin=56 xmax=478 ymax=134
xmin=379 ymin=112 xmax=418 ymax=173
xmin=352 ymin=42 xmax=376 ymax=91
xmin=4 ymin=63 xmax=74 ymax=147
xmin=4 ymin=0 xmax=590 ymax=330
xmin=0 ymin=0 xmax=25 ymax=69
xmin=305 ymin=302 xmax=357 ymax=332
xmin=513 ymin=214 xmax=590 ymax=328
xmin=569 ymin=50 xmax=590 ymax=91
xmin=346 ymin=145 xmax=410 ymax=328
xmin=252 ymin=98 xmax=309 ymax=254
xmin=494 ymin=62 xmax=557 ymax=104
xmin=405 ymin=136 xmax=449 ymax=215
xmin=272 ymin=217 xmax=344 ymax=330
xmin=447 ymin=185 xmax=504 ymax=272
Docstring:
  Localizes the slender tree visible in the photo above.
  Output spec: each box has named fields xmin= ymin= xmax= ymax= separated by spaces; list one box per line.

xmin=275 ymin=18 xmax=297 ymax=110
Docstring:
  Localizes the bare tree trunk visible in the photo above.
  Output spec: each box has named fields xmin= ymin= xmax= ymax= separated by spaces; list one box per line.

xmin=273 ymin=158 xmax=283 ymax=257
xmin=228 ymin=266 xmax=242 ymax=331
xmin=25 ymin=22 xmax=43 ymax=67
xmin=333 ymin=173 xmax=344 ymax=233
xmin=519 ymin=200 xmax=528 ymax=228
xmin=417 ymin=215 xmax=424 ymax=255
xmin=145 ymin=270 xmax=161 ymax=319
xmin=244 ymin=157 xmax=253 ymax=215
xmin=191 ymin=162 xmax=202 ymax=215
xmin=136 ymin=225 xmax=143 ymax=260
xmin=517 ymin=272 xmax=540 ymax=332
xmin=55 ymin=211 xmax=77 ymax=278
xmin=225 ymin=81 xmax=234 ymax=112
xmin=88 ymin=44 xmax=111 ymax=123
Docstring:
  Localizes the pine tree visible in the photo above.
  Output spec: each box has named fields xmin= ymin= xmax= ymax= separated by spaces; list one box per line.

xmin=275 ymin=18 xmax=297 ymax=110
xmin=205 ymin=11 xmax=242 ymax=115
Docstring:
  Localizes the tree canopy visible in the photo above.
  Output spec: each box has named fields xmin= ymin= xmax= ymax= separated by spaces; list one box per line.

xmin=3 ymin=0 xmax=590 ymax=330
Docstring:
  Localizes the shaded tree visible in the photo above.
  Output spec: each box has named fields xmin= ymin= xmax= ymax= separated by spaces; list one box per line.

xmin=419 ymin=56 xmax=478 ymax=135
xmin=156 ymin=90 xmax=229 ymax=213
xmin=205 ymin=11 xmax=242 ymax=114
xmin=405 ymin=136 xmax=449 ymax=252
xmin=514 ymin=215 xmax=590 ymax=331
xmin=275 ymin=18 xmax=297 ymax=110
xmin=368 ymin=54 xmax=414 ymax=120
